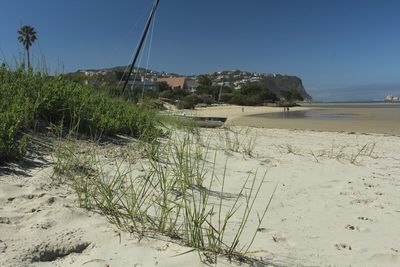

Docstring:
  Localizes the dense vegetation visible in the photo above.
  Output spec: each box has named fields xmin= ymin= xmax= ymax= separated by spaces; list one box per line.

xmin=0 ymin=67 xmax=159 ymax=163
xmin=175 ymin=79 xmax=280 ymax=108
xmin=65 ymin=70 xmax=306 ymax=110
xmin=159 ymin=79 xmax=283 ymax=109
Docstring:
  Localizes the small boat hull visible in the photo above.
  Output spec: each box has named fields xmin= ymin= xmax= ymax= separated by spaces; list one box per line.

xmin=191 ymin=116 xmax=227 ymax=128
xmin=168 ymin=114 xmax=227 ymax=128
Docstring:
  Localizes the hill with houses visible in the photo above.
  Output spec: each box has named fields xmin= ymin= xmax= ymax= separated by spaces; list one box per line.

xmin=67 ymin=67 xmax=312 ymax=101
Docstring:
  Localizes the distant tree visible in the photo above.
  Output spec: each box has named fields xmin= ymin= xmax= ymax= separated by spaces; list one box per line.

xmin=240 ymin=83 xmax=278 ymax=103
xmin=240 ymin=83 xmax=263 ymax=96
xmin=219 ymin=93 xmax=233 ymax=103
xmin=229 ymin=93 xmax=246 ymax=105
xmin=220 ymin=85 xmax=233 ymax=94
xmin=176 ymin=94 xmax=199 ymax=109
xmin=156 ymin=81 xmax=171 ymax=92
xmin=17 ymin=25 xmax=37 ymax=69
xmin=159 ymin=87 xmax=187 ymax=101
xmin=197 ymin=94 xmax=214 ymax=105
xmin=293 ymin=90 xmax=304 ymax=101
xmin=281 ymin=89 xmax=304 ymax=102
xmin=159 ymin=89 xmax=175 ymax=99
xmin=195 ymin=85 xmax=212 ymax=95
xmin=197 ymin=75 xmax=212 ymax=87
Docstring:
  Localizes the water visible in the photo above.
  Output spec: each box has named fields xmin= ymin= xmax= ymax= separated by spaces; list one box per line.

xmin=256 ymin=102 xmax=400 ymax=121
xmin=261 ymin=110 xmax=356 ymax=120
xmin=239 ymin=102 xmax=400 ymax=134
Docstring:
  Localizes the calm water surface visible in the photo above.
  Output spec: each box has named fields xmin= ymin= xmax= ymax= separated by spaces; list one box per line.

xmin=240 ymin=102 xmax=400 ymax=134
xmin=257 ymin=102 xmax=400 ymax=121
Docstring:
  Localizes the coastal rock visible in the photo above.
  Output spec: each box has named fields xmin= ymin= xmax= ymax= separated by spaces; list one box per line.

xmin=260 ymin=74 xmax=313 ymax=101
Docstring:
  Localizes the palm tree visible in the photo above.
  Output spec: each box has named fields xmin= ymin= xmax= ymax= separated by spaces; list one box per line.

xmin=17 ymin=25 xmax=37 ymax=69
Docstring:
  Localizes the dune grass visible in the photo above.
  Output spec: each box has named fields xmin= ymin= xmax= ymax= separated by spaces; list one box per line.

xmin=274 ymin=139 xmax=378 ymax=165
xmin=52 ymin=129 xmax=276 ymax=265
xmin=218 ymin=127 xmax=258 ymax=157
xmin=3 ymin=64 xmax=276 ymax=263
xmin=0 ymin=66 xmax=160 ymax=163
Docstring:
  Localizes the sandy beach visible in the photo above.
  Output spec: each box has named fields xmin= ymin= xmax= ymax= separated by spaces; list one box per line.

xmin=3 ymin=0 xmax=400 ymax=266
xmin=186 ymin=105 xmax=312 ymax=123
xmin=1 ymin=106 xmax=400 ymax=266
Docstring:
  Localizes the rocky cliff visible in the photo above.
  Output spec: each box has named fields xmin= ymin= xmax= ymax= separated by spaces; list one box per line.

xmin=260 ymin=75 xmax=312 ymax=101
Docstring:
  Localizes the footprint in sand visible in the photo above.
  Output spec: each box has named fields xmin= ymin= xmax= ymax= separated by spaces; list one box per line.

xmin=272 ymin=235 xmax=286 ymax=243
xmin=351 ymin=199 xmax=374 ymax=205
xmin=344 ymin=224 xmax=371 ymax=233
xmin=345 ymin=224 xmax=357 ymax=231
xmin=23 ymin=193 xmax=46 ymax=200
xmin=335 ymin=243 xmax=352 ymax=251
xmin=0 ymin=217 xmax=11 ymax=224
xmin=0 ymin=240 xmax=7 ymax=253
xmin=364 ymin=182 xmax=378 ymax=189
xmin=358 ymin=216 xmax=373 ymax=222
xmin=272 ymin=233 xmax=296 ymax=247
xmin=153 ymin=256 xmax=159 ymax=265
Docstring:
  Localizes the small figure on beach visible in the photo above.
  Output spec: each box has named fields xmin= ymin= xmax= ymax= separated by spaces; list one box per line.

xmin=242 ymin=106 xmax=244 ymax=112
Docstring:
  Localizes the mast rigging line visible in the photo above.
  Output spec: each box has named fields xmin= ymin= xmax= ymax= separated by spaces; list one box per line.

xmin=141 ymin=13 xmax=157 ymax=101
xmin=129 ymin=27 xmax=149 ymax=90
xmin=115 ymin=12 xmax=148 ymax=88
xmin=127 ymin=11 xmax=157 ymax=94
xmin=121 ymin=0 xmax=160 ymax=95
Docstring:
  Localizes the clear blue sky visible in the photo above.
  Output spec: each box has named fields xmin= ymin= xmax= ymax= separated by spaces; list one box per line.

xmin=1 ymin=0 xmax=400 ymax=100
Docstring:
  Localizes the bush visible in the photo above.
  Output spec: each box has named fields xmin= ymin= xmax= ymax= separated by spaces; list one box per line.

xmin=197 ymin=94 xmax=214 ymax=105
xmin=0 ymin=111 xmax=28 ymax=162
xmin=281 ymin=89 xmax=304 ymax=102
xmin=159 ymin=89 xmax=175 ymax=99
xmin=159 ymin=88 xmax=187 ymax=101
xmin=176 ymin=94 xmax=199 ymax=110
xmin=140 ymin=98 xmax=166 ymax=111
xmin=228 ymin=93 xmax=245 ymax=105
xmin=0 ymin=67 xmax=160 ymax=163
xmin=219 ymin=93 xmax=233 ymax=103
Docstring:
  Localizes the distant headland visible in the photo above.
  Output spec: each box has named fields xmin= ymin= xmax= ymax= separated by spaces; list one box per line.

xmin=68 ymin=67 xmax=313 ymax=101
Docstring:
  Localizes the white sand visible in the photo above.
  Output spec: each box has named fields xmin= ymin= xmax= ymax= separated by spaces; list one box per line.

xmin=0 ymin=154 xmax=235 ymax=267
xmin=204 ymin=127 xmax=400 ymax=266
xmin=1 ymin=124 xmax=400 ymax=266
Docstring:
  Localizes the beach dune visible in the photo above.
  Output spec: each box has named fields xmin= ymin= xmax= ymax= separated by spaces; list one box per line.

xmin=1 ymin=105 xmax=400 ymax=266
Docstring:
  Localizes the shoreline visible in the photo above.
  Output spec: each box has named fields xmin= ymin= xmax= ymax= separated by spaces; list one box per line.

xmin=183 ymin=104 xmax=312 ymax=123
xmin=184 ymin=104 xmax=400 ymax=136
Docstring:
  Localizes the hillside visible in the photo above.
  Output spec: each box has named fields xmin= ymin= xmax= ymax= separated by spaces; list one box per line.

xmin=69 ymin=67 xmax=313 ymax=101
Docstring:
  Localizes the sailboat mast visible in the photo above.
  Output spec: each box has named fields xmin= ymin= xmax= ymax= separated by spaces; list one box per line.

xmin=122 ymin=0 xmax=160 ymax=93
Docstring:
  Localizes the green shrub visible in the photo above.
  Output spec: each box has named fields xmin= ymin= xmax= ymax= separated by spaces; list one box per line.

xmin=219 ymin=93 xmax=233 ymax=103
xmin=0 ymin=111 xmax=28 ymax=162
xmin=0 ymin=67 xmax=160 ymax=163
xmin=198 ymin=94 xmax=214 ymax=105
xmin=176 ymin=94 xmax=199 ymax=109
